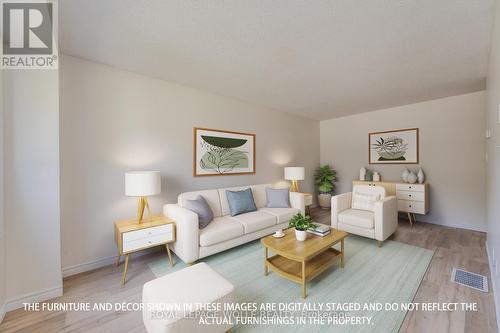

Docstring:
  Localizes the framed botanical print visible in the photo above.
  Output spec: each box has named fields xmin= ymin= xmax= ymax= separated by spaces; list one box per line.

xmin=193 ymin=128 xmax=256 ymax=176
xmin=369 ymin=128 xmax=419 ymax=164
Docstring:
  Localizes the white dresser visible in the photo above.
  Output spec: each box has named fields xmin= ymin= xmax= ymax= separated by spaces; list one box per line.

xmin=353 ymin=180 xmax=429 ymax=226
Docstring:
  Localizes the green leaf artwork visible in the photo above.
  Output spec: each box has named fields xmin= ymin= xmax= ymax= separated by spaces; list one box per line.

xmin=372 ymin=136 xmax=408 ymax=161
xmin=200 ymin=135 xmax=249 ymax=174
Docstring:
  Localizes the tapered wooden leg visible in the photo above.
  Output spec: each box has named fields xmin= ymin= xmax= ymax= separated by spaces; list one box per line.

xmin=166 ymin=244 xmax=173 ymax=267
xmin=301 ymin=261 xmax=307 ymax=298
xmin=121 ymin=254 xmax=129 ymax=286
xmin=340 ymin=239 xmax=345 ymax=268
xmin=407 ymin=212 xmax=413 ymax=227
xmin=412 ymin=213 xmax=417 ymax=224
xmin=264 ymin=247 xmax=269 ymax=276
xmin=377 ymin=241 xmax=383 ymax=247
xmin=115 ymin=253 xmax=121 ymax=268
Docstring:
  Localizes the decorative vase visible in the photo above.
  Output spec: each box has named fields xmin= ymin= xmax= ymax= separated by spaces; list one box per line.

xmin=373 ymin=172 xmax=380 ymax=182
xmin=407 ymin=171 xmax=417 ymax=184
xmin=417 ymin=169 xmax=425 ymax=184
xmin=359 ymin=167 xmax=366 ymax=181
xmin=295 ymin=229 xmax=307 ymax=241
xmin=401 ymin=168 xmax=410 ymax=183
xmin=365 ymin=170 xmax=373 ymax=181
xmin=318 ymin=193 xmax=332 ymax=209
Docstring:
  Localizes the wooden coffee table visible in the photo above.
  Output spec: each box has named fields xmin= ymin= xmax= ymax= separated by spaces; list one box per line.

xmin=261 ymin=227 xmax=348 ymax=298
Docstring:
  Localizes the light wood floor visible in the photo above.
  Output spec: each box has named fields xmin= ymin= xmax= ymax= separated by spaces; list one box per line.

xmin=0 ymin=208 xmax=497 ymax=333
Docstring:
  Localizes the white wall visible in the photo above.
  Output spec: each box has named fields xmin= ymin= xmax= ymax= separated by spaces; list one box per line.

xmin=486 ymin=0 xmax=500 ymax=325
xmin=321 ymin=91 xmax=486 ymax=231
xmin=3 ymin=70 xmax=62 ymax=309
xmin=60 ymin=55 xmax=320 ymax=274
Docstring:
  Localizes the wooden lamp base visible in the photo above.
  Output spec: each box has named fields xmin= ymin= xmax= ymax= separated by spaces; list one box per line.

xmin=137 ymin=196 xmax=152 ymax=223
xmin=290 ymin=180 xmax=300 ymax=192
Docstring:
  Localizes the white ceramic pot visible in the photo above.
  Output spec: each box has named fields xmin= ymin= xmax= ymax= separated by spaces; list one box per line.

xmin=401 ymin=168 xmax=410 ymax=182
xmin=417 ymin=169 xmax=425 ymax=184
xmin=295 ymin=229 xmax=307 ymax=241
xmin=407 ymin=171 xmax=417 ymax=184
xmin=318 ymin=193 xmax=332 ymax=209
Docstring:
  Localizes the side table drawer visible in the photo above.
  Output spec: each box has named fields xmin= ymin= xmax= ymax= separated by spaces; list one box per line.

xmin=123 ymin=224 xmax=173 ymax=243
xmin=396 ymin=184 xmax=425 ymax=192
xmin=396 ymin=190 xmax=425 ymax=202
xmin=397 ymin=200 xmax=425 ymax=214
xmin=123 ymin=232 xmax=173 ymax=253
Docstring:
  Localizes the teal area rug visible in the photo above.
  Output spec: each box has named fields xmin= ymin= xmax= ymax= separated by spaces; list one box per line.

xmin=148 ymin=235 xmax=433 ymax=333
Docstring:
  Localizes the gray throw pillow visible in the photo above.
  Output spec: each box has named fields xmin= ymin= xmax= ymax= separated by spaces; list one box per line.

xmin=266 ymin=187 xmax=290 ymax=208
xmin=184 ymin=195 xmax=214 ymax=229
xmin=226 ymin=188 xmax=257 ymax=216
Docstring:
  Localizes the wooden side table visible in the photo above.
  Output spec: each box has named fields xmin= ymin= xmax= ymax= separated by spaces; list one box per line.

xmin=302 ymin=193 xmax=313 ymax=215
xmin=114 ymin=216 xmax=175 ymax=285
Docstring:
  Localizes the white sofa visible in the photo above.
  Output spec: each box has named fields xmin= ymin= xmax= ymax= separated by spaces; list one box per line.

xmin=164 ymin=184 xmax=305 ymax=264
xmin=331 ymin=185 xmax=398 ymax=245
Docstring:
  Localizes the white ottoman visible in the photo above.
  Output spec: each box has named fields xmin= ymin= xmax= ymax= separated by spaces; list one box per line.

xmin=142 ymin=263 xmax=235 ymax=333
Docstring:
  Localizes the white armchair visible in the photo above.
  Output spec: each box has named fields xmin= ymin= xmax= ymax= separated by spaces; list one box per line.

xmin=331 ymin=185 xmax=398 ymax=246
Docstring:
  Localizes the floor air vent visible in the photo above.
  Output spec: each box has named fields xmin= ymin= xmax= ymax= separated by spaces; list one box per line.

xmin=451 ymin=268 xmax=488 ymax=292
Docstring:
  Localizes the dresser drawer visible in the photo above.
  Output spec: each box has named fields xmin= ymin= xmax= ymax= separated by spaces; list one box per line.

xmin=122 ymin=232 xmax=173 ymax=253
xmin=122 ymin=224 xmax=173 ymax=243
xmin=396 ymin=184 xmax=425 ymax=192
xmin=397 ymin=200 xmax=425 ymax=214
xmin=396 ymin=190 xmax=425 ymax=202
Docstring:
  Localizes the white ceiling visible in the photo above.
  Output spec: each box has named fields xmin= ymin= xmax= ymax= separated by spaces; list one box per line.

xmin=60 ymin=0 xmax=495 ymax=120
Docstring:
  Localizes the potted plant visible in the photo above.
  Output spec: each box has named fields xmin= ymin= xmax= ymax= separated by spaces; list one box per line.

xmin=289 ymin=213 xmax=316 ymax=241
xmin=314 ymin=165 xmax=337 ymax=209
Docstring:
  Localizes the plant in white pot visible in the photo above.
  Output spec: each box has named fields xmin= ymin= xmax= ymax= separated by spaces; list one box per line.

xmin=314 ymin=165 xmax=337 ymax=209
xmin=289 ymin=213 xmax=316 ymax=241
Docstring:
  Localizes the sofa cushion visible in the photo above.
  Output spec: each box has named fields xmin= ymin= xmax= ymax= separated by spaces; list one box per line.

xmin=226 ymin=188 xmax=257 ymax=216
xmin=184 ymin=195 xmax=214 ymax=229
xmin=259 ymin=207 xmax=299 ymax=223
xmin=266 ymin=187 xmax=290 ymax=208
xmin=338 ymin=209 xmax=374 ymax=229
xmin=199 ymin=217 xmax=244 ymax=246
xmin=250 ymin=184 xmax=271 ymax=209
xmin=218 ymin=184 xmax=271 ymax=216
xmin=229 ymin=211 xmax=277 ymax=234
xmin=179 ymin=189 xmax=222 ymax=217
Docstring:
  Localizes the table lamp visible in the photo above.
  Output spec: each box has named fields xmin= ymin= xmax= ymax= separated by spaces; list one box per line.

xmin=125 ymin=171 xmax=161 ymax=223
xmin=284 ymin=167 xmax=305 ymax=192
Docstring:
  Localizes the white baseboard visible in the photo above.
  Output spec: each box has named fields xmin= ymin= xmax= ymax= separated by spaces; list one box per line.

xmin=62 ymin=254 xmax=118 ymax=278
xmin=62 ymin=247 xmax=161 ymax=278
xmin=5 ymin=285 xmax=63 ymax=312
xmin=485 ymin=241 xmax=500 ymax=333
xmin=412 ymin=218 xmax=488 ymax=232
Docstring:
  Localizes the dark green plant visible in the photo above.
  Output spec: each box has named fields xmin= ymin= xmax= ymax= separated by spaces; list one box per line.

xmin=289 ymin=213 xmax=317 ymax=231
xmin=314 ymin=165 xmax=337 ymax=194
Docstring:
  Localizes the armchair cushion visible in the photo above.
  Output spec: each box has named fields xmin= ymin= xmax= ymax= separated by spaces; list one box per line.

xmin=338 ymin=209 xmax=375 ymax=229
xmin=352 ymin=192 xmax=381 ymax=211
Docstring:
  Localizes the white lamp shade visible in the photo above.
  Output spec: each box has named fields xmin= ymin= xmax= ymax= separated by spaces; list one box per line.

xmin=284 ymin=167 xmax=305 ymax=180
xmin=125 ymin=171 xmax=161 ymax=197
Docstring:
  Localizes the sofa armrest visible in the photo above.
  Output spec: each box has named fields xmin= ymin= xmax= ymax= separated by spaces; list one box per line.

xmin=163 ymin=204 xmax=200 ymax=264
xmin=373 ymin=196 xmax=398 ymax=241
xmin=289 ymin=192 xmax=306 ymax=215
xmin=331 ymin=192 xmax=352 ymax=229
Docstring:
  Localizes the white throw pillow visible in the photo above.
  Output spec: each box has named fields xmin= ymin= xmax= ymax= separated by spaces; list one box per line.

xmin=352 ymin=192 xmax=381 ymax=211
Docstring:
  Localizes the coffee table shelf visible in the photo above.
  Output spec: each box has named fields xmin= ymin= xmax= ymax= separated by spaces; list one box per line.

xmin=266 ymin=247 xmax=342 ymax=284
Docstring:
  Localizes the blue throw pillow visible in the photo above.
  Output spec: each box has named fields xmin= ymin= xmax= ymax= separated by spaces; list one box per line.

xmin=266 ymin=187 xmax=290 ymax=208
xmin=184 ymin=195 xmax=214 ymax=229
xmin=226 ymin=188 xmax=257 ymax=216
